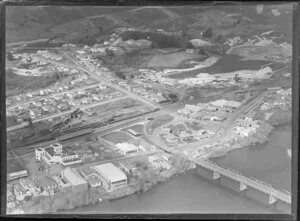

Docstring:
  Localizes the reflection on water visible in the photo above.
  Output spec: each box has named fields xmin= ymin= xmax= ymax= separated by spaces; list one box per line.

xmin=213 ymin=126 xmax=291 ymax=192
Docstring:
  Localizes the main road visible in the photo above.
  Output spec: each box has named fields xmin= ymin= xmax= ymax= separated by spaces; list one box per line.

xmin=61 ymin=50 xmax=158 ymax=108
xmin=145 ymin=88 xmax=268 ymax=153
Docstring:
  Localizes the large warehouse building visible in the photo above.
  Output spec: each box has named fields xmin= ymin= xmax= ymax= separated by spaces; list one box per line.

xmin=61 ymin=167 xmax=88 ymax=193
xmin=94 ymin=163 xmax=127 ymax=192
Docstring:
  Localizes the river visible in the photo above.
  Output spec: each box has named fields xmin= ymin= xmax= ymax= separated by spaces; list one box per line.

xmin=168 ymin=54 xmax=285 ymax=79
xmin=60 ymin=126 xmax=291 ymax=214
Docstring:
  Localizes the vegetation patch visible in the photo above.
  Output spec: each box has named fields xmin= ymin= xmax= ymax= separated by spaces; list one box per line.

xmin=147 ymin=114 xmax=174 ymax=134
xmin=101 ymin=131 xmax=133 ymax=144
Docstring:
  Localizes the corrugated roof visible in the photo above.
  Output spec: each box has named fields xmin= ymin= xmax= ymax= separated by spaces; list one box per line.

xmin=62 ymin=168 xmax=87 ymax=186
xmin=94 ymin=163 xmax=127 ymax=183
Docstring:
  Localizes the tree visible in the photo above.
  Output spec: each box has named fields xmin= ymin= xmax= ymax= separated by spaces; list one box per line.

xmin=7 ymin=51 xmax=14 ymax=61
xmin=202 ymin=27 xmax=213 ymax=38
xmin=116 ymin=71 xmax=126 ymax=80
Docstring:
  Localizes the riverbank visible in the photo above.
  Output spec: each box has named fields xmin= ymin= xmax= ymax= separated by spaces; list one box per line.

xmin=18 ymin=155 xmax=195 ymax=214
xmin=53 ymin=125 xmax=291 ymax=214
xmin=208 ymin=114 xmax=291 ymax=159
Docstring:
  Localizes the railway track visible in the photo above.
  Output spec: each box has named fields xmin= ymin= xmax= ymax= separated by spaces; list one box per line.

xmin=52 ymin=108 xmax=160 ymax=137
xmin=8 ymin=112 xmax=152 ymax=157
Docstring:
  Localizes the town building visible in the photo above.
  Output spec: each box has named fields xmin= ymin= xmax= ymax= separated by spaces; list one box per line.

xmin=35 ymin=176 xmax=57 ymax=193
xmin=185 ymin=104 xmax=205 ymax=112
xmin=13 ymin=183 xmax=31 ymax=201
xmin=148 ymin=155 xmax=172 ymax=170
xmin=78 ymin=166 xmax=102 ymax=188
xmin=118 ymin=161 xmax=138 ymax=175
xmin=35 ymin=143 xmax=82 ymax=166
xmin=115 ymin=143 xmax=139 ymax=155
xmin=52 ymin=175 xmax=72 ymax=193
xmin=127 ymin=129 xmax=141 ymax=137
xmin=164 ymin=133 xmax=179 ymax=143
xmin=93 ymin=163 xmax=127 ymax=192
xmin=61 ymin=167 xmax=88 ymax=193
xmin=19 ymin=178 xmax=41 ymax=196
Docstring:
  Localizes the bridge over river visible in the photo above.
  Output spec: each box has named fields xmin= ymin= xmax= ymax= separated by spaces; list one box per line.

xmin=187 ymin=155 xmax=291 ymax=205
xmin=159 ymin=143 xmax=291 ymax=211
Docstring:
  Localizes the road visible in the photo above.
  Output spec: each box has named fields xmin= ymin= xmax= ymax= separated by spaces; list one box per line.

xmin=61 ymin=50 xmax=158 ymax=108
xmin=72 ymin=149 xmax=164 ymax=169
xmin=7 ymin=83 xmax=102 ymax=109
xmin=8 ymin=113 xmax=150 ymax=157
xmin=145 ymin=89 xmax=268 ymax=153
xmin=7 ymin=95 xmax=126 ymax=132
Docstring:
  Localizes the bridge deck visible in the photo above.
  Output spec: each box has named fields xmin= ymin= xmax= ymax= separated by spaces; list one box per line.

xmin=192 ymin=157 xmax=291 ymax=204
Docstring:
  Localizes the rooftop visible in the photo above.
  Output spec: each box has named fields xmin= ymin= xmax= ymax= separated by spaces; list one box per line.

xmin=94 ymin=163 xmax=127 ymax=183
xmin=210 ymin=99 xmax=228 ymax=107
xmin=62 ymin=167 xmax=87 ymax=186
xmin=14 ymin=183 xmax=25 ymax=192
xmin=116 ymin=143 xmax=138 ymax=152
xmin=87 ymin=175 xmax=102 ymax=185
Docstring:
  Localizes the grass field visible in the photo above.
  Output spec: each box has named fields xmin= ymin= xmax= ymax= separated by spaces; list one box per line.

xmin=147 ymin=51 xmax=201 ymax=68
xmin=147 ymin=114 xmax=174 ymax=134
xmin=101 ymin=131 xmax=133 ymax=144
xmin=122 ymin=124 xmax=144 ymax=134
xmin=6 ymin=68 xmax=57 ymax=97
xmin=89 ymin=98 xmax=140 ymax=114
xmin=184 ymin=121 xmax=204 ymax=131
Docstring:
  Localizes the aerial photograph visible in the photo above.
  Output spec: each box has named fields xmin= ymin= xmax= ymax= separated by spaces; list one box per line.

xmin=5 ymin=3 xmax=293 ymax=215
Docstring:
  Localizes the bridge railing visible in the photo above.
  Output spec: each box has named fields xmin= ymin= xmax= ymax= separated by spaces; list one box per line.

xmin=196 ymin=159 xmax=291 ymax=202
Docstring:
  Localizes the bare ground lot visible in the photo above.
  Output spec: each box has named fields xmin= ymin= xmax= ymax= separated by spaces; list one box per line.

xmin=228 ymin=45 xmax=291 ymax=64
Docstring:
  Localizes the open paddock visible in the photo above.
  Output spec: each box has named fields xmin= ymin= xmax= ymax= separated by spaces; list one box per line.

xmin=101 ymin=131 xmax=134 ymax=144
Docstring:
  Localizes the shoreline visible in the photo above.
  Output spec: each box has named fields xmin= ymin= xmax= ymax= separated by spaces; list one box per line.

xmin=208 ymin=120 xmax=291 ymax=159
xmin=17 ymin=156 xmax=195 ymax=215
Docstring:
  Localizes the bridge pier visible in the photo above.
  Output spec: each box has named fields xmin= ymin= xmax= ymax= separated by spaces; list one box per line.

xmin=269 ymin=195 xmax=277 ymax=205
xmin=212 ymin=171 xmax=221 ymax=185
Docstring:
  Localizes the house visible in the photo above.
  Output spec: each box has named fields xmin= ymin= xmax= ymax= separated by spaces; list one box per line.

xmin=19 ymin=178 xmax=41 ymax=195
xmin=7 ymin=195 xmax=16 ymax=209
xmin=35 ymin=176 xmax=58 ymax=191
xmin=13 ymin=184 xmax=31 ymax=201
xmin=179 ymin=130 xmax=193 ymax=140
xmin=118 ymin=161 xmax=138 ymax=175
xmin=161 ymin=126 xmax=171 ymax=134
xmin=52 ymin=175 xmax=72 ymax=193
xmin=165 ymin=134 xmax=179 ymax=143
